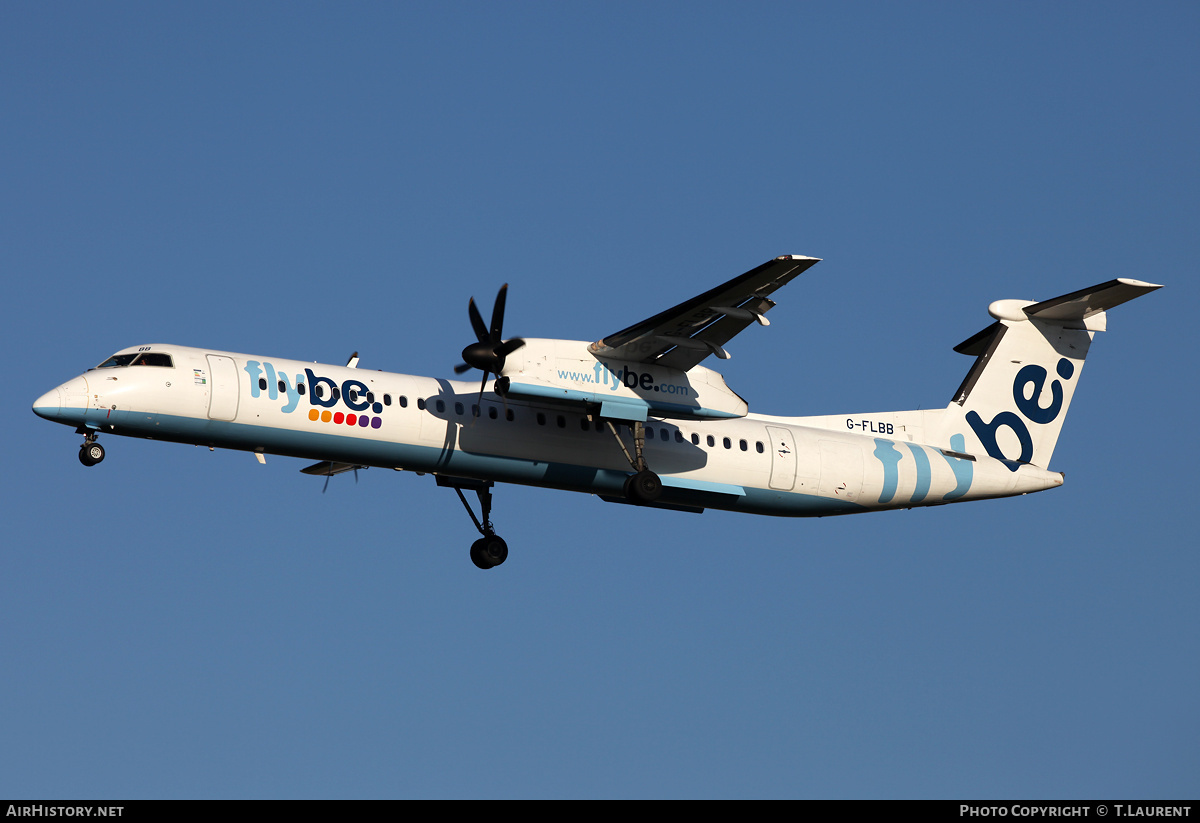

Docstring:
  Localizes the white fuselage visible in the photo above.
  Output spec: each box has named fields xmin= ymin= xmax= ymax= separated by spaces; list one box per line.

xmin=33 ymin=344 xmax=1063 ymax=517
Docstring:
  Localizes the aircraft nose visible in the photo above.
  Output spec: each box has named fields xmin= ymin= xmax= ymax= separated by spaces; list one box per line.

xmin=33 ymin=375 xmax=88 ymax=423
xmin=32 ymin=387 xmax=62 ymax=420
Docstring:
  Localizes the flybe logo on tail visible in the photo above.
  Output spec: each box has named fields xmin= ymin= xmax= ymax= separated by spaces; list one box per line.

xmin=242 ymin=361 xmax=385 ymax=430
xmin=966 ymin=358 xmax=1074 ymax=470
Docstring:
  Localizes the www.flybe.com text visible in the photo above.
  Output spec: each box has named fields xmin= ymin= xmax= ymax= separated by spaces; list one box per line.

xmin=557 ymin=363 xmax=690 ymax=396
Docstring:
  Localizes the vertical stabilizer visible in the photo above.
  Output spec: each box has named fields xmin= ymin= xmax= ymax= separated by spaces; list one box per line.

xmin=940 ymin=279 xmax=1160 ymax=469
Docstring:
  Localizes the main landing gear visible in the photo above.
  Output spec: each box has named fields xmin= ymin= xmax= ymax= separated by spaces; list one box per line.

xmin=604 ymin=419 xmax=662 ymax=505
xmin=78 ymin=432 xmax=105 ymax=467
xmin=441 ymin=477 xmax=508 ymax=570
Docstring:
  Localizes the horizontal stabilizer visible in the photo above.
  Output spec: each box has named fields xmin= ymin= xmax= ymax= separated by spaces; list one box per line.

xmin=1023 ymin=278 xmax=1162 ymax=326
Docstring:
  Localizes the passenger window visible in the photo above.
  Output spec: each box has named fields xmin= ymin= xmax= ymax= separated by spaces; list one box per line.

xmin=435 ymin=399 xmax=445 ymax=413
xmin=258 ymin=378 xmax=267 ymax=390
xmin=417 ymin=397 xmax=425 ymax=410
xmin=723 ymin=437 xmax=731 ymax=450
xmin=706 ymin=435 xmax=715 ymax=447
xmin=661 ymin=429 xmax=669 ymax=441
xmin=556 ymin=415 xmax=566 ymax=428
xmin=756 ymin=441 xmax=764 ymax=454
xmin=278 ymin=380 xmax=286 ymax=393
xmin=454 ymin=402 xmax=464 ymax=415
xmin=314 ymin=385 xmax=324 ymax=399
xmin=506 ymin=409 xmax=514 ymax=421
xmin=691 ymin=433 xmax=700 ymax=446
xmin=537 ymin=413 xmax=546 ymax=426
xmin=489 ymin=406 xmax=498 ymax=419
xmin=332 ymin=387 xmax=341 ymax=401
xmin=297 ymin=383 xmax=306 ymax=395
xmin=739 ymin=439 xmax=748 ymax=451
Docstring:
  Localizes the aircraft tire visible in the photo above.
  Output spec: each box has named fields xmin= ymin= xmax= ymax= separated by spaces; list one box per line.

xmin=470 ymin=535 xmax=508 ymax=569
xmin=79 ymin=442 xmax=105 ymax=466
xmin=470 ymin=540 xmax=491 ymax=569
xmin=626 ymin=470 xmax=662 ymax=504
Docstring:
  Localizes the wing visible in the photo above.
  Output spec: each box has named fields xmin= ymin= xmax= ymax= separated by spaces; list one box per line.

xmin=587 ymin=255 xmax=820 ymax=370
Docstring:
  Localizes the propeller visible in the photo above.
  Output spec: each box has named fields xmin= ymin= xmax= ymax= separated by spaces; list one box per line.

xmin=453 ymin=284 xmax=525 ymax=411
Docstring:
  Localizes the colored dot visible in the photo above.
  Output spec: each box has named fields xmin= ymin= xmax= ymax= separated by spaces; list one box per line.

xmin=321 ymin=410 xmax=332 ymax=423
xmin=1057 ymin=358 xmax=1074 ymax=380
xmin=371 ymin=417 xmax=382 ymax=429
xmin=358 ymin=415 xmax=369 ymax=427
xmin=372 ymin=402 xmax=383 ymax=414
xmin=308 ymin=409 xmax=319 ymax=421
xmin=346 ymin=413 xmax=357 ymax=426
xmin=334 ymin=412 xmax=344 ymax=424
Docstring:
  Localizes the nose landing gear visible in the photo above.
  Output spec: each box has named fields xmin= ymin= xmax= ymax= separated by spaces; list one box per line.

xmin=439 ymin=476 xmax=508 ymax=569
xmin=78 ymin=434 xmax=105 ymax=467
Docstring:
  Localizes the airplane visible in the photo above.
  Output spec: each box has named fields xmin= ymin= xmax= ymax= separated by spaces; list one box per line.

xmin=32 ymin=256 xmax=1160 ymax=569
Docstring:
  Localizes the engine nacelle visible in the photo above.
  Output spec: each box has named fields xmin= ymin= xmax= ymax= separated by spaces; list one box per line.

xmin=495 ymin=339 xmax=747 ymax=421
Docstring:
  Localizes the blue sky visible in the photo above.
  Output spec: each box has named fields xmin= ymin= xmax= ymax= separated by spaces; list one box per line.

xmin=3 ymin=2 xmax=1197 ymax=799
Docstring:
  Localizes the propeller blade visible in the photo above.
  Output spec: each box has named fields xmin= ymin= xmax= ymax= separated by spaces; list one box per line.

xmin=467 ymin=297 xmax=489 ymax=344
xmin=454 ymin=362 xmax=473 ymax=375
xmin=476 ymin=371 xmax=489 ymax=415
xmin=490 ymin=284 xmax=509 ymax=343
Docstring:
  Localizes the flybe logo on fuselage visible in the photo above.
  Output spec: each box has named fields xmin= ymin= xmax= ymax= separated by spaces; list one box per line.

xmin=242 ymin=361 xmax=384 ymax=430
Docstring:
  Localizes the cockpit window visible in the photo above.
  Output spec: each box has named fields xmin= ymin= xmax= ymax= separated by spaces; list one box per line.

xmin=97 ymin=354 xmax=138 ymax=368
xmin=96 ymin=352 xmax=174 ymax=368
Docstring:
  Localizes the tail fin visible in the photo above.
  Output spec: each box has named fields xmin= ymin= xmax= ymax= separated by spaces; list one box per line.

xmin=941 ymin=278 xmax=1160 ymax=469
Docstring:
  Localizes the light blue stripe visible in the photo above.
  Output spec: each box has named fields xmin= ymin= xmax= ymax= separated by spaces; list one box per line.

xmin=37 ymin=406 xmax=867 ymax=518
xmin=904 ymin=442 xmax=932 ymax=503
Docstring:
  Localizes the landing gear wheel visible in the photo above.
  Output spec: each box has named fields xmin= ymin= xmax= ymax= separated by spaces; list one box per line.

xmin=78 ymin=442 xmax=105 ymax=467
xmin=451 ymin=482 xmax=511 ymax=570
xmin=470 ymin=535 xmax=509 ymax=569
xmin=625 ymin=469 xmax=662 ymax=504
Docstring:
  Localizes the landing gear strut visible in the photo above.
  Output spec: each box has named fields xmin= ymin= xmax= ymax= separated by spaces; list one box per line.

xmin=604 ymin=419 xmax=662 ymax=505
xmin=78 ymin=432 xmax=105 ymax=467
xmin=441 ymin=477 xmax=508 ymax=569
